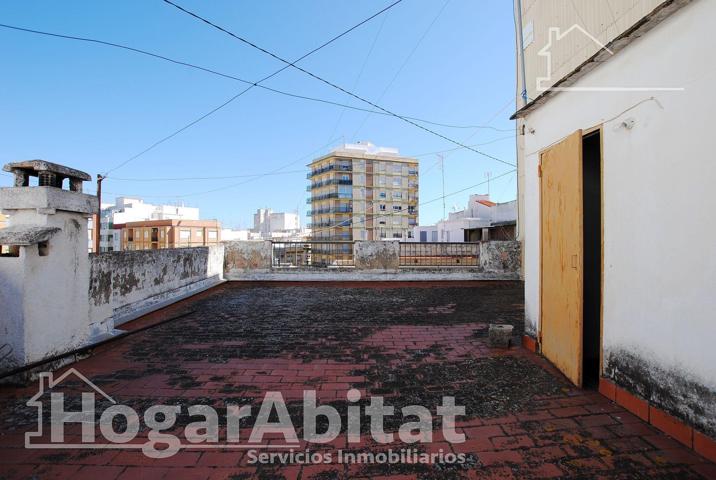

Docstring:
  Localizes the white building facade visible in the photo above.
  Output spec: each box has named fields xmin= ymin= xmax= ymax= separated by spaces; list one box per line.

xmin=99 ymin=197 xmax=199 ymax=252
xmin=252 ymin=208 xmax=303 ymax=240
xmin=412 ymin=195 xmax=516 ymax=243
xmin=514 ymin=0 xmax=715 ymax=441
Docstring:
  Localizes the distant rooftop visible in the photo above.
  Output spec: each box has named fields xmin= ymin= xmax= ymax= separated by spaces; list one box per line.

xmin=310 ymin=141 xmax=418 ymax=165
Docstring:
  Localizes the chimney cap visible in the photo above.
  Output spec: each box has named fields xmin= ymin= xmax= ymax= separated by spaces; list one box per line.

xmin=3 ymin=160 xmax=91 ymax=181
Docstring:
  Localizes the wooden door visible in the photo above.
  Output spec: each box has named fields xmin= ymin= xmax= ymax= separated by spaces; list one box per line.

xmin=540 ymin=130 xmax=584 ymax=386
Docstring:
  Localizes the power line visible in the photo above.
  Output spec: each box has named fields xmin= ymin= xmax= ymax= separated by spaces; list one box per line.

xmin=0 ymin=22 xmax=514 ymax=132
xmin=98 ymin=0 xmax=402 ymax=177
xmin=352 ymin=0 xmax=451 ymax=139
xmin=108 ymin=169 xmax=306 ymax=182
xmin=162 ymin=0 xmax=517 ymax=168
xmin=92 ymin=137 xmax=341 ymax=199
xmin=326 ymin=11 xmax=389 ymax=143
xmin=107 ymin=133 xmax=515 ymax=183
xmin=409 ymin=134 xmax=515 ymax=158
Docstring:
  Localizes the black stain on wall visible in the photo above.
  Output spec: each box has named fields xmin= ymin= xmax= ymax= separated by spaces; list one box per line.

xmin=605 ymin=348 xmax=716 ymax=437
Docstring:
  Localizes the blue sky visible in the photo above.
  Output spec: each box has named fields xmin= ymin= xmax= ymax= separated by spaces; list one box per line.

xmin=0 ymin=0 xmax=517 ymax=228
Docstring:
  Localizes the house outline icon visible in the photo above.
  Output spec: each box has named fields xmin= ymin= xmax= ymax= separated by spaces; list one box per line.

xmin=25 ymin=368 xmax=116 ymax=446
xmin=536 ymin=24 xmax=614 ymax=92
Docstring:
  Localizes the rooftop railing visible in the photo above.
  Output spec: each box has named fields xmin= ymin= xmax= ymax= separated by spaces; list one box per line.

xmin=307 ymin=164 xmax=353 ymax=178
xmin=399 ymin=242 xmax=479 ymax=266
xmin=270 ymin=241 xmax=481 ymax=268
xmin=271 ymin=241 xmax=355 ymax=268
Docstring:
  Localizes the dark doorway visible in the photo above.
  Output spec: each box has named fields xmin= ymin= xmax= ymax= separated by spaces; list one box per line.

xmin=582 ymin=130 xmax=602 ymax=388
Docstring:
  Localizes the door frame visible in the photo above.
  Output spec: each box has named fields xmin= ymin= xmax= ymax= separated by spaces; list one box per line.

xmin=538 ymin=125 xmax=604 ymax=385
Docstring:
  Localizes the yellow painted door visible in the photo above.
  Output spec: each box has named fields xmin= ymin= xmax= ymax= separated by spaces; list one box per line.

xmin=540 ymin=130 xmax=584 ymax=386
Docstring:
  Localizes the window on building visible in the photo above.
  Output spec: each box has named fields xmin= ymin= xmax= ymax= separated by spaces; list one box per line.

xmin=392 ymin=178 xmax=401 ymax=187
xmin=143 ymin=230 xmax=149 ymax=239
xmin=180 ymin=229 xmax=191 ymax=240
xmin=196 ymin=230 xmax=203 ymax=238
xmin=379 ymin=192 xmax=386 ymax=199
xmin=379 ymin=204 xmax=386 ymax=211
xmin=392 ymin=191 xmax=402 ymax=199
xmin=208 ymin=230 xmax=218 ymax=240
xmin=392 ymin=205 xmax=402 ymax=211
xmin=392 ymin=233 xmax=402 ymax=238
xmin=431 ymin=231 xmax=438 ymax=242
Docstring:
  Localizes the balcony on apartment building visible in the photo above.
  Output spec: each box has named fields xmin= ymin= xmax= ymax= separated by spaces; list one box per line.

xmin=306 ymin=162 xmax=353 ymax=178
xmin=306 ymin=178 xmax=353 ymax=191
xmin=307 ymin=206 xmax=353 ymax=216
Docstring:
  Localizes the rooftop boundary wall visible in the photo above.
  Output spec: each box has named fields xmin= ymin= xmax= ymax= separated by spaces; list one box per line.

xmin=223 ymin=240 xmax=520 ymax=281
xmin=0 ymin=245 xmax=224 ymax=379
xmin=88 ymin=245 xmax=224 ymax=332
xmin=2 ymin=238 xmax=514 ymax=378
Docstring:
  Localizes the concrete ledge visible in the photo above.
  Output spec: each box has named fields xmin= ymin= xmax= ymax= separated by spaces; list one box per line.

xmin=226 ymin=268 xmax=519 ymax=281
xmin=111 ymin=275 xmax=224 ymax=328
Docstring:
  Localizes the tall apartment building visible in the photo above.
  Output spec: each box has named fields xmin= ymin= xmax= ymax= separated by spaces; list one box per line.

xmin=308 ymin=142 xmax=418 ymax=242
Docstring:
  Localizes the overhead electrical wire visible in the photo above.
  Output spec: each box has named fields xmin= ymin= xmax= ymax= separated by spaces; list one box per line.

xmin=95 ymin=0 xmax=403 ymax=177
xmin=326 ymin=11 xmax=389 ymax=143
xmin=108 ymin=169 xmax=306 ymax=182
xmin=161 ymin=0 xmax=517 ymax=168
xmin=88 ymin=137 xmax=342 ymax=199
xmin=351 ymin=0 xmax=452 ymax=139
xmin=0 ymin=23 xmax=510 ymax=132
xmin=103 ymin=134 xmax=515 ymax=184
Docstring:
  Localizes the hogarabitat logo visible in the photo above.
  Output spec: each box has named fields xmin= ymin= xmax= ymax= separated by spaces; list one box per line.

xmin=26 ymin=368 xmax=468 ymax=464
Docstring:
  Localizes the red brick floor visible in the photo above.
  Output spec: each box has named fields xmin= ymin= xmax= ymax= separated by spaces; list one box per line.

xmin=0 ymin=282 xmax=714 ymax=479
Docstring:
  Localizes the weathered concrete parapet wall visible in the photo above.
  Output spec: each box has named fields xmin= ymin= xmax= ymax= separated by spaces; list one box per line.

xmin=88 ymin=245 xmax=224 ymax=331
xmin=223 ymin=240 xmax=521 ymax=280
xmin=224 ymin=241 xmax=272 ymax=275
xmin=354 ymin=240 xmax=400 ymax=270
xmin=480 ymin=241 xmax=521 ymax=273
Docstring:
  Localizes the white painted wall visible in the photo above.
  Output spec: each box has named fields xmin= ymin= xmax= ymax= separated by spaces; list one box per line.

xmin=0 ymin=200 xmax=95 ymax=372
xmin=520 ymin=0 xmax=715 ymax=387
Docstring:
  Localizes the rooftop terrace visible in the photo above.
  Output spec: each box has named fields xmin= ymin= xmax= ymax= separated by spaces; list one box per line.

xmin=1 ymin=281 xmax=713 ymax=479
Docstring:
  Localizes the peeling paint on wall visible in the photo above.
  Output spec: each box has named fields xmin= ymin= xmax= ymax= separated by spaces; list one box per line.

xmin=354 ymin=241 xmax=400 ymax=270
xmin=89 ymin=247 xmax=216 ymax=307
xmin=224 ymin=241 xmax=272 ymax=272
xmin=480 ymin=241 xmax=521 ymax=273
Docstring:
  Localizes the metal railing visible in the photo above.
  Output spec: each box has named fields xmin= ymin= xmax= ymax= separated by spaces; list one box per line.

xmin=307 ymin=164 xmax=352 ymax=178
xmin=270 ymin=241 xmax=483 ymax=268
xmin=271 ymin=241 xmax=355 ymax=268
xmin=307 ymin=206 xmax=353 ymax=216
xmin=399 ymin=242 xmax=480 ymax=267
